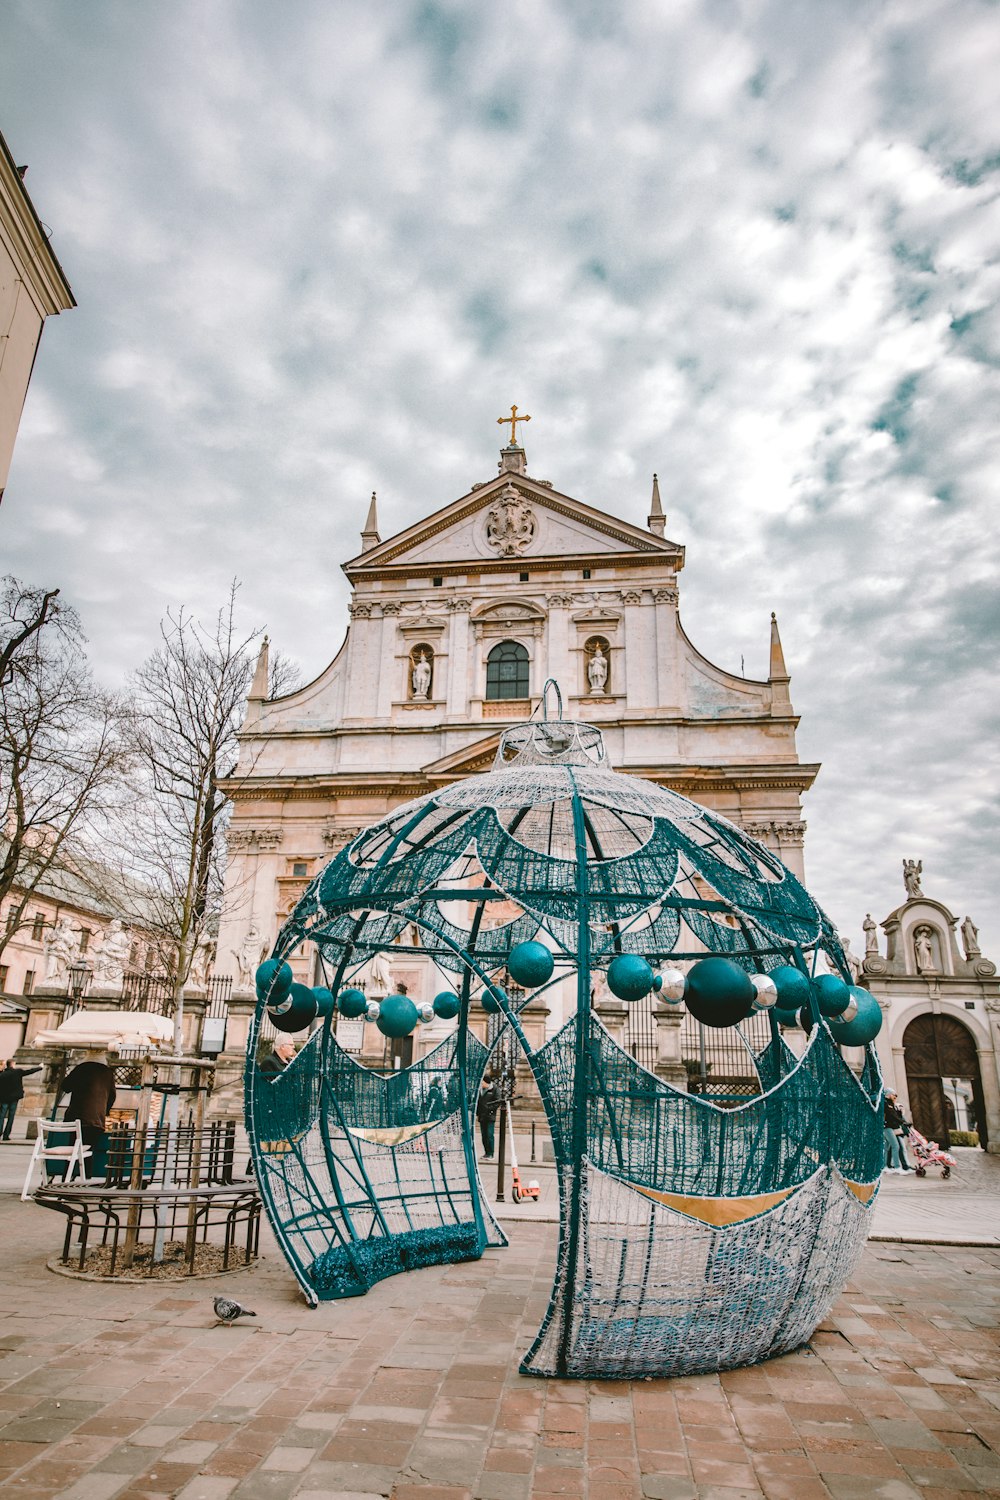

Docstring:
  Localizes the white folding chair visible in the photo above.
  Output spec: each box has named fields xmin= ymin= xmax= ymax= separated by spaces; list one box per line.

xmin=21 ymin=1119 xmax=92 ymax=1200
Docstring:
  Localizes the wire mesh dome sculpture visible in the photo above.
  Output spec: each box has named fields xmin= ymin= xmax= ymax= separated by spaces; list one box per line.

xmin=247 ymin=684 xmax=883 ymax=1379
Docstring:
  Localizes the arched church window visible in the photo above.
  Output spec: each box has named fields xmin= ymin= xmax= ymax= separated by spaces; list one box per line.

xmin=486 ymin=640 xmax=529 ymax=700
xmin=409 ymin=644 xmax=434 ymax=701
xmin=584 ymin=636 xmax=611 ymax=696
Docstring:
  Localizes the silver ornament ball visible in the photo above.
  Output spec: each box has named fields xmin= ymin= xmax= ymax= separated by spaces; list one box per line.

xmin=658 ymin=966 xmax=687 ymax=1004
xmin=365 ymin=1001 xmax=381 ymax=1022
xmin=750 ymin=973 xmax=778 ymax=1010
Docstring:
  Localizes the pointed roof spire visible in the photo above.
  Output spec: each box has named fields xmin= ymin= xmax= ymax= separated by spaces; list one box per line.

xmin=768 ymin=612 xmax=792 ymax=713
xmin=361 ymin=491 xmax=381 ymax=552
xmin=648 ymin=473 xmax=665 ymax=537
xmin=249 ymin=635 xmax=270 ymax=700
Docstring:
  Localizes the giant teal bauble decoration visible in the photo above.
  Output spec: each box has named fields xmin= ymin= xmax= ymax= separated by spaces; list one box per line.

xmin=769 ymin=964 xmax=811 ymax=1011
xmin=271 ymin=982 xmax=318 ymax=1033
xmin=337 ymin=987 xmax=367 ymax=1019
xmin=815 ymin=973 xmax=850 ymax=1017
xmin=376 ymin=994 xmax=419 ymax=1039
xmin=607 ymin=954 xmax=655 ymax=1002
xmin=312 ymin=987 xmax=335 ymax=1018
xmin=684 ymin=957 xmax=755 ymax=1029
xmin=481 ymin=987 xmax=505 ymax=1014
xmin=828 ymin=988 xmax=882 ymax=1046
xmin=256 ymin=959 xmax=292 ymax=1003
xmin=508 ymin=941 xmax=554 ymax=989
xmin=432 ymin=991 xmax=461 ymax=1020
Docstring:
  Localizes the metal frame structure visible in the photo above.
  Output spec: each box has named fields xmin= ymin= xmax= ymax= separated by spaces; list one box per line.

xmin=246 ymin=686 xmax=883 ymax=1378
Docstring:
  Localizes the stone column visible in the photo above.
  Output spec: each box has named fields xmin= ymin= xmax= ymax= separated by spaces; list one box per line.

xmin=446 ymin=600 xmax=472 ymax=717
xmin=377 ymin=603 xmax=399 ymax=719
xmin=593 ymin=998 xmax=629 ymax=1050
xmin=652 ymin=585 xmax=680 ymax=712
xmin=622 ymin=590 xmax=653 ymax=711
xmin=654 ymin=1006 xmax=688 ymax=1088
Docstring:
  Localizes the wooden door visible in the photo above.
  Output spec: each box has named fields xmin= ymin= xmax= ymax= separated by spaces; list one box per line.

xmin=902 ymin=1013 xmax=986 ymax=1148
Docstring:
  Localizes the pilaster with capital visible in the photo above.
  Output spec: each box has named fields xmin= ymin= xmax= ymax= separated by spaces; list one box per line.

xmin=654 ymin=1005 xmax=689 ymax=1088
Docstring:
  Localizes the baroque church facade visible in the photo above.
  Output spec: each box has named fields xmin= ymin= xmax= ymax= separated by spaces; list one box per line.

xmin=216 ymin=434 xmax=816 ymax=1047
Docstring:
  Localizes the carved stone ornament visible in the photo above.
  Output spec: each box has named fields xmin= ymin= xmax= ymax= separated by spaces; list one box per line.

xmin=323 ymin=824 xmax=363 ymax=848
xmin=620 ymin=590 xmax=643 ymax=606
xmin=652 ymin=587 xmax=679 ymax=605
xmin=381 ymin=600 xmax=402 ymax=615
xmin=484 ymin=485 xmax=537 ymax=556
xmin=348 ymin=600 xmax=373 ymax=618
xmin=229 ymin=827 xmax=283 ymax=852
xmin=446 ymin=597 xmax=472 ymax=613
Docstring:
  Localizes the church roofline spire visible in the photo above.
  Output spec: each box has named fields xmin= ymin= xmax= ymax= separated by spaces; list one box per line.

xmin=768 ymin=612 xmax=792 ymax=713
xmin=249 ymin=635 xmax=270 ymax=700
xmin=648 ymin=473 xmax=665 ymax=537
xmin=361 ymin=491 xmax=381 ymax=551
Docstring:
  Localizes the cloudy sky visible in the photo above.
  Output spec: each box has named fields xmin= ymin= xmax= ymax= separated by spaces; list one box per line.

xmin=2 ymin=0 xmax=998 ymax=958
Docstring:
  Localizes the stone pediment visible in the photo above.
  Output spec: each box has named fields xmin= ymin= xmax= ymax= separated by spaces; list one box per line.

xmin=342 ymin=473 xmax=683 ymax=576
xmin=421 ymin=734 xmax=502 ymax=782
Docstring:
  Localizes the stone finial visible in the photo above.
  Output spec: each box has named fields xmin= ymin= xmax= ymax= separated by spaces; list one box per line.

xmin=768 ymin=613 xmax=792 ymax=713
xmin=648 ymin=473 xmax=665 ymax=537
xmin=249 ymin=635 xmax=269 ymax=700
xmin=361 ymin=492 xmax=381 ymax=551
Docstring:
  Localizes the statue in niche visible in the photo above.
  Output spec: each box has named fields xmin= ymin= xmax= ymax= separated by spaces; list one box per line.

xmin=863 ymin=913 xmax=879 ymax=956
xmin=914 ymin=926 xmax=935 ymax=974
xmin=902 ymin=858 xmax=923 ymax=899
xmin=587 ymin=642 xmax=609 ymax=695
xmin=961 ymin=916 xmax=981 ymax=960
xmin=411 ymin=650 xmax=432 ymax=701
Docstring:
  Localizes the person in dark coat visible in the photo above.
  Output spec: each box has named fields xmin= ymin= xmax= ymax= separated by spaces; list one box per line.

xmin=259 ymin=1040 xmax=295 ymax=1077
xmin=60 ymin=1057 xmax=116 ymax=1160
xmin=476 ymin=1075 xmax=502 ymax=1159
xmin=0 ymin=1060 xmax=42 ymax=1140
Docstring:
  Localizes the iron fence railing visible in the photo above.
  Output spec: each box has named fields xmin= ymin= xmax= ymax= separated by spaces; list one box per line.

xmin=622 ymin=995 xmax=773 ymax=1104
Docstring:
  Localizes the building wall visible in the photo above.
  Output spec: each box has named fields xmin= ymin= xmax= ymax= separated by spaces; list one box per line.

xmin=216 ymin=449 xmax=819 ymax=1045
xmin=0 ymin=132 xmax=74 ymax=502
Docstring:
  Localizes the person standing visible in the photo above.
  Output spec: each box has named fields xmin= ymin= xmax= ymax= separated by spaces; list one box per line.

xmin=60 ymin=1055 xmax=116 ymax=1168
xmin=0 ymin=1059 xmax=42 ymax=1140
xmin=259 ymin=1040 xmax=296 ymax=1077
xmin=883 ymin=1091 xmax=907 ymax=1172
xmin=476 ymin=1075 xmax=502 ymax=1159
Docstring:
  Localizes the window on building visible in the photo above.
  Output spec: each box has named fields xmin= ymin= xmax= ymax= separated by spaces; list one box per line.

xmin=0 ymin=965 xmax=8 ymax=992
xmin=79 ymin=928 xmax=91 ymax=954
xmin=486 ymin=640 xmax=529 ymax=700
xmin=582 ymin=568 xmax=591 ymax=580
xmin=31 ymin=913 xmax=44 ymax=942
xmin=129 ymin=941 xmax=141 ymax=969
xmin=23 ymin=970 xmax=35 ymax=995
xmin=432 ymin=576 xmax=443 ymax=587
xmin=519 ymin=571 xmax=529 ymax=582
xmin=292 ymin=861 xmax=308 ymax=878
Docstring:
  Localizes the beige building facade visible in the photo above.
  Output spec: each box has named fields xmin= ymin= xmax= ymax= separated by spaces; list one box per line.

xmin=0 ymin=129 xmax=74 ymax=505
xmin=860 ymin=864 xmax=999 ymax=1154
xmin=216 ymin=437 xmax=818 ymax=1059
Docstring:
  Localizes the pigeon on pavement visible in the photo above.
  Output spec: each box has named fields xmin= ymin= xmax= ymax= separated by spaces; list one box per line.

xmin=213 ymin=1296 xmax=257 ymax=1324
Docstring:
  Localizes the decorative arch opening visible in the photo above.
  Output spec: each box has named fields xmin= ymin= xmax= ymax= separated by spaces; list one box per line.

xmin=903 ymin=1012 xmax=987 ymax=1148
xmin=486 ymin=640 xmax=529 ymax=700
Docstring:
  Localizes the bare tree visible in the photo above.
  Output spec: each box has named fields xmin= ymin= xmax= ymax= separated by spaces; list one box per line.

xmin=117 ymin=583 xmax=298 ymax=1048
xmin=0 ymin=577 xmax=132 ymax=964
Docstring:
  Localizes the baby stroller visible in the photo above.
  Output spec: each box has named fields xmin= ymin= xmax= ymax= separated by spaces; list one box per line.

xmin=904 ymin=1124 xmax=956 ymax=1178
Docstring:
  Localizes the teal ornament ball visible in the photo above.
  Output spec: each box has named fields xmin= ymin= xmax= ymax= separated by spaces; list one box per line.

xmin=432 ymin=991 xmax=460 ymax=1020
xmin=507 ymin=940 xmax=554 ymax=989
xmin=828 ymin=988 xmax=882 ymax=1046
xmin=769 ymin=964 xmax=811 ymax=1011
xmin=376 ymin=994 xmax=419 ymax=1039
xmin=798 ymin=1004 xmax=817 ymax=1033
xmin=256 ymin=959 xmax=292 ymax=1004
xmin=684 ymin=958 xmax=755 ymax=1029
xmin=337 ymin=987 xmax=367 ymax=1019
xmin=815 ymin=973 xmax=850 ymax=1017
xmin=607 ymin=954 xmax=655 ymax=1002
xmin=312 ymin=986 xmax=335 ymax=1018
xmin=481 ymin=988 xmax=504 ymax=1014
xmin=270 ymin=982 xmax=317 ymax=1033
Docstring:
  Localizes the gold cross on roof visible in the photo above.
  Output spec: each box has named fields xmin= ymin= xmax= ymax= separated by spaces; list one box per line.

xmin=497 ymin=404 xmax=530 ymax=446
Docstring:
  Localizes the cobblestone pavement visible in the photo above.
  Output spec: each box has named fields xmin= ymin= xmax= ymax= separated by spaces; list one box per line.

xmin=1 ymin=1190 xmax=1000 ymax=1500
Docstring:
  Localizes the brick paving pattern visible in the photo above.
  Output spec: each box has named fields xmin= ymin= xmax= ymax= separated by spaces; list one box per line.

xmin=1 ymin=1189 xmax=999 ymax=1500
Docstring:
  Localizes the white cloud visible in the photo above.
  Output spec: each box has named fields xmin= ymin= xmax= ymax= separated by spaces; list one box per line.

xmin=1 ymin=0 xmax=998 ymax=955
